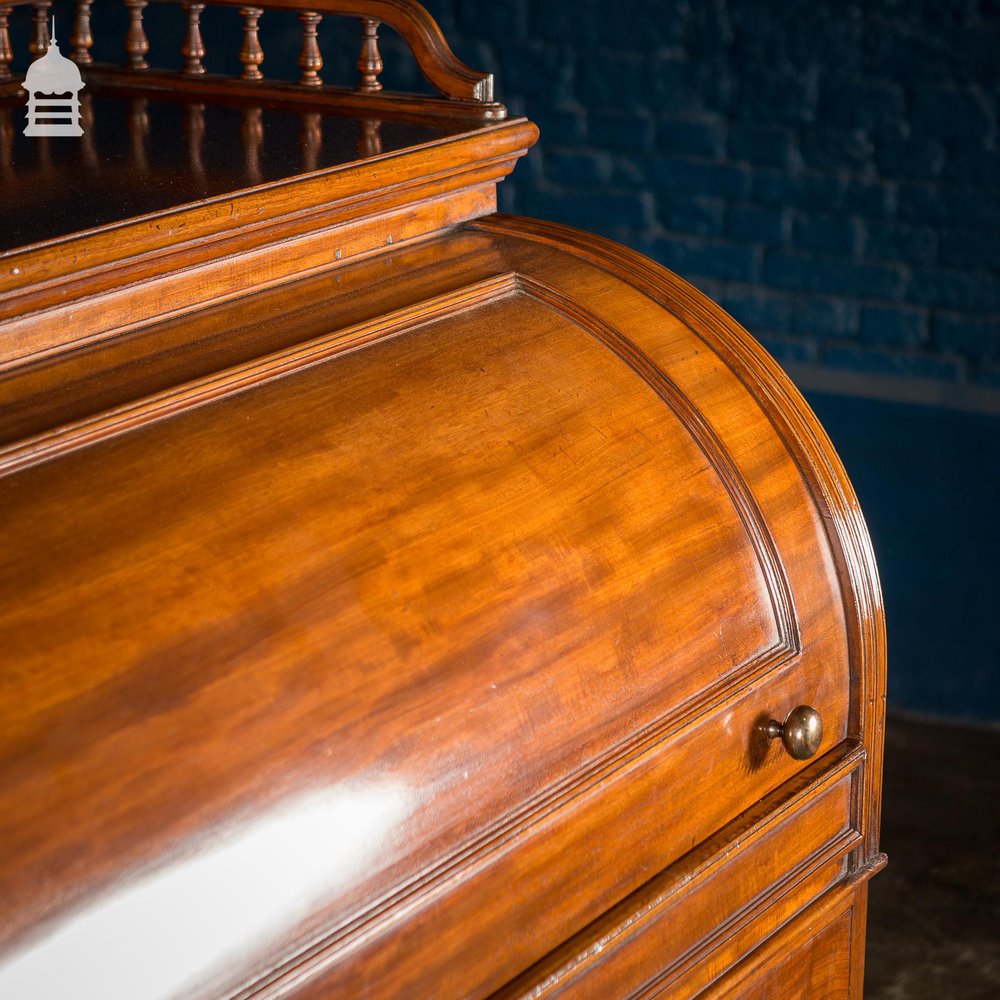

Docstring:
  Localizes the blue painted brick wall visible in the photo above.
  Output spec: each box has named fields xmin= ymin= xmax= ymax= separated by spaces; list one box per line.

xmin=405 ymin=0 xmax=1000 ymax=392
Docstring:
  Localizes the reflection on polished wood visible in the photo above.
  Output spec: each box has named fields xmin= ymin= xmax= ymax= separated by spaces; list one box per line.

xmin=0 ymin=2 xmax=885 ymax=998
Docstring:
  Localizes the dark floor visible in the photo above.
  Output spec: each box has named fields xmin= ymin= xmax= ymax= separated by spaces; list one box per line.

xmin=865 ymin=713 xmax=1000 ymax=999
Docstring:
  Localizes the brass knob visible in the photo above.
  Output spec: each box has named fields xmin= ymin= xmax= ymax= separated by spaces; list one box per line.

xmin=766 ymin=705 xmax=823 ymax=761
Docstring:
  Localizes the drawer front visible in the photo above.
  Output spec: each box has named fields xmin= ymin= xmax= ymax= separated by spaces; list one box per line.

xmin=700 ymin=877 xmax=873 ymax=1000
xmin=712 ymin=909 xmax=854 ymax=1000
xmin=493 ymin=748 xmax=863 ymax=999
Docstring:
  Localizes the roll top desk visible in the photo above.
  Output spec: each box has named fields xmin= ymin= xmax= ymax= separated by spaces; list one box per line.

xmin=0 ymin=3 xmax=886 ymax=997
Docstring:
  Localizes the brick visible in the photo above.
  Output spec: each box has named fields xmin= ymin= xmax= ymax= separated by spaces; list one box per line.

xmin=757 ymin=334 xmax=817 ymax=365
xmin=544 ymin=150 xmax=611 ymax=186
xmin=940 ymin=231 xmax=1000 ymax=271
xmin=898 ymin=185 xmax=952 ymax=226
xmin=495 ymin=43 xmax=572 ymax=104
xmin=862 ymin=12 xmax=987 ymax=85
xmin=528 ymin=4 xmax=604 ymax=45
xmin=943 ymin=143 xmax=1000 ymax=190
xmin=764 ymin=251 xmax=906 ymax=299
xmin=609 ymin=156 xmax=651 ymax=187
xmin=908 ymin=268 xmax=1000 ymax=312
xmin=520 ymin=188 xmax=653 ymax=231
xmin=727 ymin=4 xmax=783 ymax=64
xmin=681 ymin=0 xmax=731 ymax=57
xmin=661 ymin=196 xmax=726 ymax=237
xmin=899 ymin=186 xmax=1000 ymax=234
xmin=718 ymin=291 xmax=793 ymax=333
xmin=859 ymin=306 xmax=929 ymax=348
xmin=911 ymin=84 xmax=992 ymax=144
xmin=653 ymin=238 xmax=761 ymax=283
xmin=875 ymin=133 xmax=946 ymax=180
xmin=865 ymin=223 xmax=939 ymax=267
xmin=576 ymin=53 xmax=648 ymax=109
xmin=534 ymin=0 xmax=683 ymax=48
xmin=840 ymin=180 xmax=895 ymax=218
xmin=727 ymin=125 xmax=793 ymax=168
xmin=973 ymin=364 xmax=1000 ymax=391
xmin=782 ymin=6 xmax=865 ymax=70
xmin=534 ymin=105 xmax=586 ymax=145
xmin=793 ymin=214 xmax=858 ymax=256
xmin=657 ymin=117 xmax=726 ymax=159
xmin=652 ymin=158 xmax=751 ymax=200
xmin=823 ymin=345 xmax=965 ymax=381
xmin=799 ymin=128 xmax=873 ymax=173
xmin=817 ymin=78 xmax=905 ymax=130
xmin=651 ymin=55 xmax=732 ymax=115
xmin=588 ymin=111 xmax=655 ymax=152
xmin=791 ymin=298 xmax=859 ymax=338
xmin=932 ymin=315 xmax=1000 ymax=361
xmin=458 ymin=1 xmax=526 ymax=40
xmin=735 ymin=68 xmax=819 ymax=125
xmin=752 ymin=171 xmax=841 ymax=211
xmin=727 ymin=204 xmax=789 ymax=244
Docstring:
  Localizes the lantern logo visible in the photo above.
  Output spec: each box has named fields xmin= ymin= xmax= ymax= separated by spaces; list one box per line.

xmin=23 ymin=19 xmax=85 ymax=137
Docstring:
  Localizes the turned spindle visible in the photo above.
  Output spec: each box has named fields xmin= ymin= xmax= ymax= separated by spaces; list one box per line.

xmin=124 ymin=0 xmax=149 ymax=70
xmin=356 ymin=17 xmax=382 ymax=93
xmin=297 ymin=12 xmax=322 ymax=88
xmin=181 ymin=2 xmax=205 ymax=75
xmin=0 ymin=7 xmax=12 ymax=82
xmin=239 ymin=7 xmax=263 ymax=81
xmin=29 ymin=1 xmax=51 ymax=58
xmin=71 ymin=1 xmax=93 ymax=64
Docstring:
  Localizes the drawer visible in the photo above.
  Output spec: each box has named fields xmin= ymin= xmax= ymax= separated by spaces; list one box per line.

xmin=700 ymin=873 xmax=875 ymax=1000
xmin=492 ymin=745 xmax=864 ymax=999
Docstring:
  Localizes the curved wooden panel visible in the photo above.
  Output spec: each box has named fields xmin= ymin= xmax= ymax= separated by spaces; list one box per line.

xmin=0 ymin=220 xmax=880 ymax=999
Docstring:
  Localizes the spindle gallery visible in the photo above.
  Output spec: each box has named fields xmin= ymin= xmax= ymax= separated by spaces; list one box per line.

xmin=0 ymin=2 xmax=885 ymax=998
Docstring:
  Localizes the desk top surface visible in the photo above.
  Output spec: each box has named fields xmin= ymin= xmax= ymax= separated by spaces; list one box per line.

xmin=0 ymin=88 xmax=472 ymax=253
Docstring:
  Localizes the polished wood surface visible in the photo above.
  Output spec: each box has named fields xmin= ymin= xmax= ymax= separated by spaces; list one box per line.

xmin=0 ymin=90 xmax=478 ymax=252
xmin=0 ymin=3 xmax=885 ymax=997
